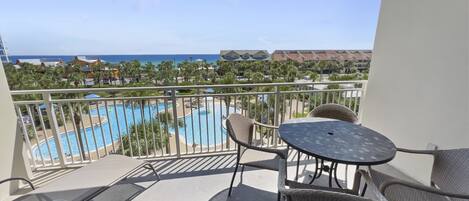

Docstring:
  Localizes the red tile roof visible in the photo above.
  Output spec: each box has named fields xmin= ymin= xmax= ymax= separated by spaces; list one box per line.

xmin=272 ymin=50 xmax=372 ymax=63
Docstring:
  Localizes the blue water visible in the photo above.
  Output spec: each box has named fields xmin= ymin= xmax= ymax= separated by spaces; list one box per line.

xmin=10 ymin=54 xmax=219 ymax=65
xmin=32 ymin=101 xmax=235 ymax=160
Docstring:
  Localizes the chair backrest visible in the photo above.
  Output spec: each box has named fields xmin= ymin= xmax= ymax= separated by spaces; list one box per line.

xmin=278 ymin=159 xmax=372 ymax=201
xmin=309 ymin=104 xmax=359 ymax=124
xmin=281 ymin=189 xmax=373 ymax=201
xmin=226 ymin=113 xmax=254 ymax=146
xmin=431 ymin=149 xmax=469 ymax=197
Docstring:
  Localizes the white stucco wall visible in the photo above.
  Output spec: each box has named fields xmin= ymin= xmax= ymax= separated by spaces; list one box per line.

xmin=0 ymin=61 xmax=21 ymax=199
xmin=362 ymin=0 xmax=469 ymax=183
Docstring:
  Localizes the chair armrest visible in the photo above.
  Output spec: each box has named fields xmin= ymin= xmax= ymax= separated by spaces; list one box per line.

xmin=253 ymin=121 xmax=283 ymax=146
xmin=397 ymin=148 xmax=436 ymax=155
xmin=254 ymin=121 xmax=279 ymax=129
xmin=380 ymin=178 xmax=469 ymax=199
xmin=353 ymin=170 xmax=388 ymax=201
xmin=0 ymin=177 xmax=35 ymax=190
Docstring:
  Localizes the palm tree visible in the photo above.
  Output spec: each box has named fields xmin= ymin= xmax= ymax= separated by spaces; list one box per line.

xmin=218 ymin=72 xmax=237 ymax=148
xmin=100 ymin=63 xmax=114 ymax=85
xmin=93 ymin=63 xmax=105 ymax=87
xmin=309 ymin=71 xmax=319 ymax=81
xmin=178 ymin=61 xmax=196 ymax=83
xmin=66 ymin=64 xmax=85 ymax=87
xmin=120 ymin=116 xmax=166 ymax=156
xmin=269 ymin=61 xmax=283 ymax=81
xmin=118 ymin=62 xmax=127 ymax=85
xmin=156 ymin=111 xmax=184 ymax=154
xmin=325 ymin=60 xmax=341 ymax=75
xmin=71 ymin=103 xmax=88 ymax=159
xmin=285 ymin=65 xmax=298 ymax=82
xmin=250 ymin=72 xmax=264 ymax=83
xmin=344 ymin=60 xmax=355 ymax=73
xmin=120 ymin=107 xmax=184 ymax=156
xmin=317 ymin=60 xmax=328 ymax=81
xmin=216 ymin=61 xmax=237 ymax=77
xmin=207 ymin=70 xmax=218 ymax=84
xmin=4 ymin=63 xmax=26 ymax=90
xmin=122 ymin=60 xmax=142 ymax=83
xmin=108 ymin=63 xmax=120 ymax=86
xmin=196 ymin=61 xmax=212 ymax=82
xmin=157 ymin=61 xmax=177 ymax=85
xmin=244 ymin=69 xmax=253 ymax=82
xmin=143 ymin=62 xmax=157 ymax=85
xmin=38 ymin=67 xmax=64 ymax=89
xmin=129 ymin=60 xmax=142 ymax=83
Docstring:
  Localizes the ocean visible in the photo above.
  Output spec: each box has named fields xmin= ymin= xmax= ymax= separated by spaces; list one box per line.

xmin=9 ymin=54 xmax=220 ymax=64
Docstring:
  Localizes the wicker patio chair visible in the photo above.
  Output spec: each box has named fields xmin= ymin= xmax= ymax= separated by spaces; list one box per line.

xmin=307 ymin=103 xmax=359 ymax=124
xmin=226 ymin=113 xmax=288 ymax=197
xmin=369 ymin=148 xmax=469 ymax=201
xmin=278 ymin=159 xmax=388 ymax=201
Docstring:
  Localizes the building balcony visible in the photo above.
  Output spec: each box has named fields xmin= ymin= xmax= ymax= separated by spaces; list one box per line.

xmin=11 ymin=81 xmax=364 ymax=170
xmin=3 ymin=1 xmax=469 ymax=200
xmin=10 ymin=151 xmax=408 ymax=201
xmin=3 ymin=76 xmax=469 ymax=201
xmin=6 ymin=81 xmax=379 ymax=201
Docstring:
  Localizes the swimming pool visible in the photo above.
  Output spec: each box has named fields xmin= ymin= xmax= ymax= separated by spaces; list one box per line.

xmin=32 ymin=100 xmax=236 ymax=160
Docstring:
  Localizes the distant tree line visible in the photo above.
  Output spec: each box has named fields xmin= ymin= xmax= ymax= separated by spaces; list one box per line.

xmin=5 ymin=59 xmax=368 ymax=157
xmin=3 ymin=59 xmax=368 ymax=91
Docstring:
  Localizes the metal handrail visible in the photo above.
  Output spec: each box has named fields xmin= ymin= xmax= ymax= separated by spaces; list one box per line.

xmin=10 ymin=80 xmax=366 ymax=95
xmin=13 ymin=81 xmax=366 ymax=171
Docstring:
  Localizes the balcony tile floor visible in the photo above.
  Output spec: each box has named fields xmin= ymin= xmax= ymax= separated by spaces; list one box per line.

xmin=10 ymin=151 xmax=406 ymax=201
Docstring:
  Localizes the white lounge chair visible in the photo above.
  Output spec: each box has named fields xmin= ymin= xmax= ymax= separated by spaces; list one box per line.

xmin=10 ymin=154 xmax=159 ymax=201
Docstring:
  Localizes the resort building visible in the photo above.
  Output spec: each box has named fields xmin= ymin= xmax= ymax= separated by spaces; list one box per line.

xmin=272 ymin=50 xmax=372 ymax=69
xmin=219 ymin=50 xmax=270 ymax=61
xmin=0 ymin=35 xmax=10 ymax=63
xmin=71 ymin=56 xmax=119 ymax=79
xmin=15 ymin=58 xmax=64 ymax=67
xmin=71 ymin=56 xmax=103 ymax=66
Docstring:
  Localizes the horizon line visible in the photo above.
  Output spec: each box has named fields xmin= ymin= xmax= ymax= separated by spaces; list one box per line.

xmin=9 ymin=49 xmax=373 ymax=56
xmin=9 ymin=53 xmax=220 ymax=56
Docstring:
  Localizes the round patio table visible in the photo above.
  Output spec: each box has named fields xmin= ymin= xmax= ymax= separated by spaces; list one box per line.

xmin=278 ymin=117 xmax=396 ymax=188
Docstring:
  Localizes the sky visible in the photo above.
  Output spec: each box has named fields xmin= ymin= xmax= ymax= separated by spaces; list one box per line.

xmin=0 ymin=0 xmax=381 ymax=55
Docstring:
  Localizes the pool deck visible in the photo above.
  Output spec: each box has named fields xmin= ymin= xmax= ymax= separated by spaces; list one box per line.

xmin=31 ymin=98 xmax=307 ymax=163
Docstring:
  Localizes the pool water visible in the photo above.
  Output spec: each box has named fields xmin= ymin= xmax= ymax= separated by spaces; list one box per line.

xmin=32 ymin=101 xmax=236 ymax=160
xmin=177 ymin=101 xmax=237 ymax=148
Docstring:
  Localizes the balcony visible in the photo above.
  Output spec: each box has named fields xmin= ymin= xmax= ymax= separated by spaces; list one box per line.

xmin=11 ymin=81 xmax=364 ymax=169
xmin=8 ymin=81 xmax=373 ymax=200
xmin=2 ymin=1 xmax=469 ymax=200
xmin=12 ymin=151 xmax=403 ymax=201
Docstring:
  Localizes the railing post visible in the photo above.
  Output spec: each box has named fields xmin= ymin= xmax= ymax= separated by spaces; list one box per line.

xmin=43 ymin=92 xmax=66 ymax=168
xmin=273 ymin=86 xmax=280 ymax=147
xmin=357 ymin=81 xmax=368 ymax=123
xmin=16 ymin=106 xmax=37 ymax=170
xmin=171 ymin=89 xmax=181 ymax=157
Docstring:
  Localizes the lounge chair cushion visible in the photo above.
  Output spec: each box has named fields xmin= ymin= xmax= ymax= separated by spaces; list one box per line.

xmin=239 ymin=149 xmax=282 ymax=171
xmin=15 ymin=155 xmax=146 ymax=201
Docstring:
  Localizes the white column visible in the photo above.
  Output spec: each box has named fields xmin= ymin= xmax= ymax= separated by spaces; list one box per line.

xmin=0 ymin=58 xmax=30 ymax=198
xmin=361 ymin=0 xmax=469 ymax=183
